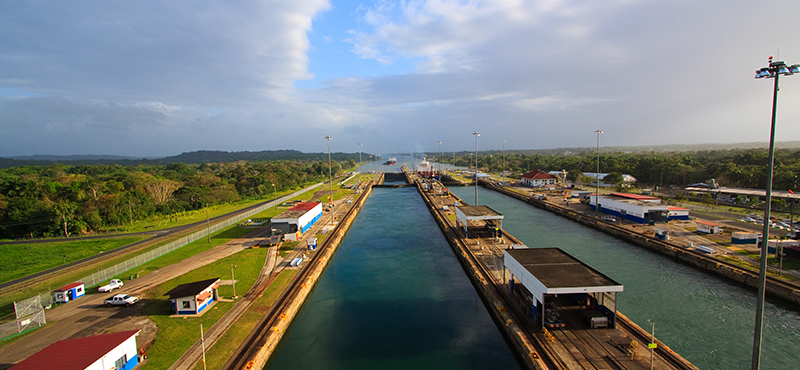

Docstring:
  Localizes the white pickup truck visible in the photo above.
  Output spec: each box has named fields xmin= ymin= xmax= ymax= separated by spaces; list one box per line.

xmin=98 ymin=279 xmax=123 ymax=292
xmin=104 ymin=294 xmax=139 ymax=306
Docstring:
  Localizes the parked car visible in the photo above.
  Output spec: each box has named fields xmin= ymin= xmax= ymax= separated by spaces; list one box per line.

xmin=98 ymin=279 xmax=124 ymax=292
xmin=104 ymin=294 xmax=139 ymax=306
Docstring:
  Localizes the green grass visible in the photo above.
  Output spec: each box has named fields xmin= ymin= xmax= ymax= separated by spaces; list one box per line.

xmin=0 ymin=236 xmax=148 ymax=285
xmin=111 ymin=226 xmax=254 ymax=281
xmin=138 ymin=247 xmax=270 ymax=370
xmin=0 ymin=226 xmax=250 ymax=322
xmin=192 ymin=269 xmax=298 ymax=370
xmin=278 ymin=241 xmax=299 ymax=257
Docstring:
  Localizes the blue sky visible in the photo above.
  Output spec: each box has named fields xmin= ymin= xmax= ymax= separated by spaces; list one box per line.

xmin=2 ymin=1 xmax=800 ymax=157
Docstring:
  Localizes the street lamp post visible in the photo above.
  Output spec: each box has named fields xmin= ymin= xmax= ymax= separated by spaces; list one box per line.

xmin=271 ymin=183 xmax=276 ymax=199
xmin=751 ymin=56 xmax=799 ymax=370
xmin=438 ymin=141 xmax=442 ymax=178
xmin=358 ymin=143 xmax=363 ymax=186
xmin=595 ymin=129 xmax=603 ymax=214
xmin=473 ymin=132 xmax=480 ymax=205
xmin=325 ymin=136 xmax=334 ymax=225
xmin=502 ymin=140 xmax=506 ymax=185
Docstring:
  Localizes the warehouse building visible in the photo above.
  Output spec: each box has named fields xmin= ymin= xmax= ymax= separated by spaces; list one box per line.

xmin=10 ymin=330 xmax=141 ymax=370
xmin=270 ymin=202 xmax=323 ymax=236
xmin=590 ymin=193 xmax=671 ymax=224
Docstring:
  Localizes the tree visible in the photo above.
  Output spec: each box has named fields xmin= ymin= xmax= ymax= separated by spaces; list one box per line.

xmin=144 ymin=178 xmax=182 ymax=206
xmin=53 ymin=200 xmax=78 ymax=237
xmin=603 ymin=172 xmax=624 ymax=187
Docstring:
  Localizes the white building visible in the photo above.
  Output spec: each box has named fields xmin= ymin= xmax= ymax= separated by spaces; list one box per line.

xmin=520 ymin=169 xmax=558 ymax=188
xmin=270 ymin=202 xmax=323 ymax=235
xmin=582 ymin=172 xmax=637 ymax=188
xmin=590 ymin=193 xmax=670 ymax=224
xmin=164 ymin=278 xmax=220 ymax=315
xmin=10 ymin=330 xmax=141 ymax=370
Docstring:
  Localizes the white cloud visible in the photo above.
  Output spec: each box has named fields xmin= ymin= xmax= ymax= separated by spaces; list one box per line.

xmin=1 ymin=0 xmax=800 ymax=157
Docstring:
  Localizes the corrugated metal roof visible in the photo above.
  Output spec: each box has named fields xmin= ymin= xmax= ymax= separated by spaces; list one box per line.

xmin=10 ymin=330 xmax=139 ymax=370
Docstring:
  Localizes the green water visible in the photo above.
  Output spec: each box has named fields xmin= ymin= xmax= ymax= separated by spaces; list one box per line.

xmin=450 ymin=186 xmax=800 ymax=370
xmin=264 ymin=187 xmax=522 ymax=370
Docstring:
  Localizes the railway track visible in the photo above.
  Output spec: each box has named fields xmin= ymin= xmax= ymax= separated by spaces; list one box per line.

xmin=222 ymin=181 xmax=371 ymax=370
xmin=0 ymin=193 xmax=306 ymax=294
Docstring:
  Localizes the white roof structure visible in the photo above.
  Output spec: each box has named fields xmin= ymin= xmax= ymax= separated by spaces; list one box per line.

xmin=504 ymin=248 xmax=623 ymax=304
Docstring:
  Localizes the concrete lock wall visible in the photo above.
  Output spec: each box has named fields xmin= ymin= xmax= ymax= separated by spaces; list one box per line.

xmin=484 ymin=182 xmax=800 ymax=306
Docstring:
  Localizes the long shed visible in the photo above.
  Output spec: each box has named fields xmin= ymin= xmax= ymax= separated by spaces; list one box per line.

xmin=10 ymin=330 xmax=141 ymax=370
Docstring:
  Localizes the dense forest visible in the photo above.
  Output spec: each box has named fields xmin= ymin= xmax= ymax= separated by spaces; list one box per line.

xmin=440 ymin=148 xmax=800 ymax=190
xmin=0 ymin=157 xmax=358 ymax=239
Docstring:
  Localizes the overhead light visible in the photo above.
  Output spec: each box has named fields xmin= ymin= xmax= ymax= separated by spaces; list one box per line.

xmin=778 ymin=67 xmax=792 ymax=75
xmin=791 ymin=65 xmax=800 ymax=74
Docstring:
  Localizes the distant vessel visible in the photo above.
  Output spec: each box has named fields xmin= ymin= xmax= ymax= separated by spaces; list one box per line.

xmin=383 ymin=157 xmax=397 ymax=165
xmin=416 ymin=156 xmax=433 ymax=177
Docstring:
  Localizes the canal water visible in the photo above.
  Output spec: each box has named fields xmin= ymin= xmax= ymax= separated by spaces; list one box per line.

xmin=450 ymin=186 xmax=800 ymax=370
xmin=264 ymin=187 xmax=522 ymax=370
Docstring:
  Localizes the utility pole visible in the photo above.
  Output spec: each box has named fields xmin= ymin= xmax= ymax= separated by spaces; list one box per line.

xmin=473 ymin=132 xmax=480 ymax=206
xmin=325 ymin=135 xmax=334 ymax=225
xmin=595 ymin=129 xmax=603 ymax=214
xmin=231 ymin=264 xmax=237 ymax=299
xmin=502 ymin=140 xmax=506 ymax=185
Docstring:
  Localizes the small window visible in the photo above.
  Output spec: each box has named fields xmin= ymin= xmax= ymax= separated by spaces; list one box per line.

xmin=182 ymin=301 xmax=191 ymax=309
xmin=77 ymin=287 xmax=83 ymax=293
xmin=114 ymin=354 xmax=127 ymax=368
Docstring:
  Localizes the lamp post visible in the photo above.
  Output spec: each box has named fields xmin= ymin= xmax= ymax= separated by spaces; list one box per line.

xmin=438 ymin=141 xmax=442 ymax=178
xmin=595 ymin=129 xmax=603 ymax=214
xmin=231 ymin=264 xmax=237 ymax=299
xmin=271 ymin=183 xmax=276 ymax=199
xmin=751 ymin=56 xmax=799 ymax=370
xmin=325 ymin=136 xmax=334 ymax=225
xmin=502 ymin=140 xmax=506 ymax=185
xmin=473 ymin=132 xmax=480 ymax=205
xmin=358 ymin=143 xmax=363 ymax=186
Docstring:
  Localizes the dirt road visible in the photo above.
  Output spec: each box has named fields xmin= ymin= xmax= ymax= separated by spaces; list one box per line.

xmin=0 ymin=226 xmax=270 ymax=369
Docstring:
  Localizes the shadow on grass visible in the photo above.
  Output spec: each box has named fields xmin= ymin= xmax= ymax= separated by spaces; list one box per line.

xmin=141 ymin=298 xmax=174 ymax=316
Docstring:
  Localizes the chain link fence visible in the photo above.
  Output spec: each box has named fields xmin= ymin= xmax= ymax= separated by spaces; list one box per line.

xmin=6 ymin=182 xmax=323 ymax=340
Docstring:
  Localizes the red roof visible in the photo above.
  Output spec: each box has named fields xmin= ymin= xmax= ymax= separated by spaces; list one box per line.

xmin=288 ymin=202 xmax=321 ymax=211
xmin=669 ymin=207 xmax=688 ymax=211
xmin=611 ymin=193 xmax=660 ymax=201
xmin=55 ymin=282 xmax=84 ymax=291
xmin=696 ymin=221 xmax=720 ymax=226
xmin=521 ymin=169 xmax=556 ymax=180
xmin=10 ymin=330 xmax=140 ymax=370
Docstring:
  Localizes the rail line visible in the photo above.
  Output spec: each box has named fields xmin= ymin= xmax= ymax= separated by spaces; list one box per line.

xmin=222 ymin=179 xmax=374 ymax=370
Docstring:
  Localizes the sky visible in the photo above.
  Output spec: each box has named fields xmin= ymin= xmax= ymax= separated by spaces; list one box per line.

xmin=2 ymin=0 xmax=800 ymax=158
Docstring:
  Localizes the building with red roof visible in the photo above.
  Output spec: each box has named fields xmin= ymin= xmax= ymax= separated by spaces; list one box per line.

xmin=520 ymin=169 xmax=557 ymax=188
xmin=270 ymin=201 xmax=323 ymax=236
xmin=53 ymin=282 xmax=85 ymax=303
xmin=10 ymin=330 xmax=140 ymax=370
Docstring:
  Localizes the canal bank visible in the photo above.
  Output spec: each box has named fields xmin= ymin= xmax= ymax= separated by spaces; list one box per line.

xmin=481 ymin=180 xmax=800 ymax=305
xmin=450 ymin=184 xmax=800 ymax=370
xmin=410 ymin=170 xmax=697 ymax=370
xmin=262 ymin=180 xmax=522 ymax=369
xmin=223 ymin=175 xmax=380 ymax=370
